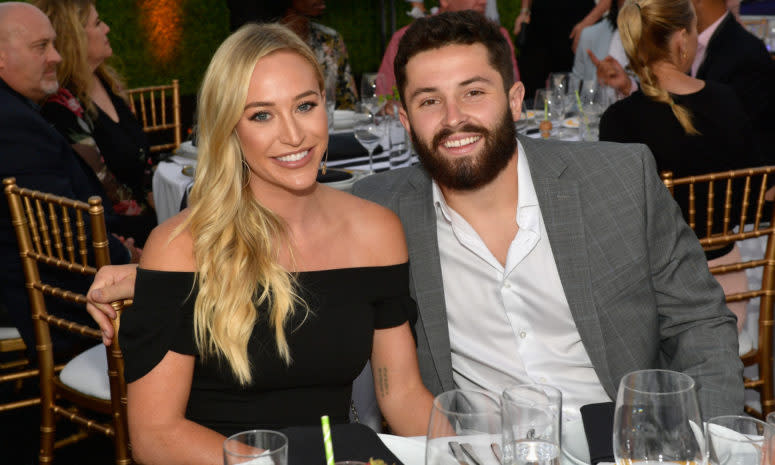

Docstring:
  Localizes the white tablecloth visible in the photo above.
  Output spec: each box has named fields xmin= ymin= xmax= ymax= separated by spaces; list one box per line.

xmin=152 ymin=154 xmax=195 ymax=224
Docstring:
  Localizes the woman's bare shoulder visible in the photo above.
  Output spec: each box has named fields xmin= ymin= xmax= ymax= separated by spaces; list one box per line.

xmin=139 ymin=209 xmax=196 ymax=272
xmin=323 ymin=187 xmax=408 ymax=265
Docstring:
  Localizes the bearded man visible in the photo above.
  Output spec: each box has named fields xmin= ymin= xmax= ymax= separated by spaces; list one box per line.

xmin=354 ymin=10 xmax=742 ymax=420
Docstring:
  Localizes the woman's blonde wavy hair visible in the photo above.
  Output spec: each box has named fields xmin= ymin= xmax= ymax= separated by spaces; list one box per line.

xmin=618 ymin=0 xmax=700 ymax=134
xmin=180 ymin=23 xmax=323 ymax=385
xmin=34 ymin=0 xmax=125 ymax=117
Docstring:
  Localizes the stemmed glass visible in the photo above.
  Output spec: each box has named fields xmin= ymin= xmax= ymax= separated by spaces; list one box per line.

xmin=353 ymin=105 xmax=384 ymax=173
xmin=578 ymin=80 xmax=607 ymax=141
xmin=360 ymin=72 xmax=386 ymax=116
xmin=426 ymin=390 xmax=501 ymax=465
xmin=613 ymin=369 xmax=705 ymax=465
xmin=534 ymin=89 xmax=563 ymax=137
xmin=706 ymin=416 xmax=775 ymax=465
xmin=549 ymin=73 xmax=581 ymax=136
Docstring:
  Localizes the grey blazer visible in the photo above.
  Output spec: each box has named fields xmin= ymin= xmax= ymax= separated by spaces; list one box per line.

xmin=352 ymin=136 xmax=744 ymax=419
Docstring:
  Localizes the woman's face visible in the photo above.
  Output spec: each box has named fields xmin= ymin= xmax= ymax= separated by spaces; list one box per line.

xmin=84 ymin=4 xmax=112 ymax=68
xmin=235 ymin=50 xmax=327 ymax=197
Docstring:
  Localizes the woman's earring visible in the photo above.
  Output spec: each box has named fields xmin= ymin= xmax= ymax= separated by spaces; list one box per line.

xmin=321 ymin=149 xmax=329 ymax=175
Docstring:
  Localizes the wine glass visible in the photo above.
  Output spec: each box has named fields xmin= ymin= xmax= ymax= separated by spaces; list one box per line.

xmin=360 ymin=72 xmax=385 ymax=116
xmin=613 ymin=369 xmax=704 ymax=465
xmin=426 ymin=389 xmax=501 ymax=465
xmin=501 ymin=384 xmax=562 ymax=465
xmin=707 ymin=416 xmax=775 ymax=465
xmin=223 ymin=430 xmax=288 ymax=465
xmin=353 ymin=107 xmax=384 ymax=173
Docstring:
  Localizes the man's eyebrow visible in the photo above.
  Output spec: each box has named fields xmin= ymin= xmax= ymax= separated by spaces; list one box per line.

xmin=243 ymin=89 xmax=319 ymax=110
xmin=460 ymin=76 xmax=494 ymax=86
xmin=409 ymin=86 xmax=438 ymax=100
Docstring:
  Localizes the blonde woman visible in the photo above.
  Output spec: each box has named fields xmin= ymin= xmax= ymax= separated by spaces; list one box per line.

xmin=35 ymin=0 xmax=155 ymax=244
xmin=88 ymin=24 xmax=432 ymax=465
xmin=599 ymin=0 xmax=762 ymax=333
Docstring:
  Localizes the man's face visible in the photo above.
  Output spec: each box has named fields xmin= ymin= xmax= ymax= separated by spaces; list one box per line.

xmin=441 ymin=0 xmax=488 ymax=14
xmin=0 ymin=8 xmax=61 ymax=102
xmin=398 ymin=43 xmax=524 ymax=191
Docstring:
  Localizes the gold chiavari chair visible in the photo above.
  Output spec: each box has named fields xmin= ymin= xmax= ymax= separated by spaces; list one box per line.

xmin=661 ymin=167 xmax=775 ymax=419
xmin=126 ymin=79 xmax=181 ymax=155
xmin=3 ymin=177 xmax=131 ymax=464
xmin=0 ymin=325 xmax=38 ymax=412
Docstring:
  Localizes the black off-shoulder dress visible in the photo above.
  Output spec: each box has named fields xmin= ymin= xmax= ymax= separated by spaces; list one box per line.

xmin=120 ymin=264 xmax=417 ymax=437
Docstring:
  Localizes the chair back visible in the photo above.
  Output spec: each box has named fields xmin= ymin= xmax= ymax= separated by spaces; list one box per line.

xmin=3 ymin=177 xmax=130 ymax=463
xmin=0 ymin=325 xmax=41 ymax=412
xmin=126 ymin=79 xmax=181 ymax=154
xmin=661 ymin=167 xmax=775 ymax=419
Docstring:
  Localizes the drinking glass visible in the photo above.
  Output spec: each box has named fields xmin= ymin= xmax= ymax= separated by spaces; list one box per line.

xmin=426 ymin=389 xmax=502 ymax=465
xmin=767 ymin=411 xmax=775 ymax=426
xmin=223 ymin=430 xmax=288 ymax=465
xmin=534 ymin=89 xmax=562 ymax=135
xmin=707 ymin=415 xmax=775 ymax=465
xmin=578 ymin=80 xmax=607 ymax=141
xmin=360 ymin=72 xmax=386 ymax=115
xmin=501 ymin=384 xmax=562 ymax=465
xmin=353 ymin=106 xmax=384 ymax=173
xmin=613 ymin=369 xmax=704 ymax=465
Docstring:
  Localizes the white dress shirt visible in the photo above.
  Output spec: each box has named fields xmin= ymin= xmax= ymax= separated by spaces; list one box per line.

xmin=432 ymin=141 xmax=612 ymax=413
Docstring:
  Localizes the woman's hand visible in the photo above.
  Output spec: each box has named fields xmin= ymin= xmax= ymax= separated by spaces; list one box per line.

xmin=86 ymin=263 xmax=138 ymax=345
xmin=513 ymin=10 xmax=531 ymax=36
xmin=588 ymin=50 xmax=633 ymax=96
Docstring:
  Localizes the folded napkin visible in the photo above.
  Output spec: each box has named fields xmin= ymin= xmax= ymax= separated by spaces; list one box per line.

xmin=328 ymin=133 xmax=383 ymax=161
xmin=280 ymin=423 xmax=404 ymax=465
xmin=580 ymin=402 xmax=615 ymax=465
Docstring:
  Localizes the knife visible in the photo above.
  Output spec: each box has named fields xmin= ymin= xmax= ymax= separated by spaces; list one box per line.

xmin=461 ymin=443 xmax=485 ymax=465
xmin=448 ymin=441 xmax=470 ymax=465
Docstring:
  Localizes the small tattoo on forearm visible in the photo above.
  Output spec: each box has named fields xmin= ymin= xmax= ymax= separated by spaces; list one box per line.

xmin=377 ymin=367 xmax=389 ymax=397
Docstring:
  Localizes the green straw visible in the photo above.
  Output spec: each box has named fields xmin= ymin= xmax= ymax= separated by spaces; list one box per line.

xmin=575 ymin=90 xmax=587 ymax=125
xmin=321 ymin=415 xmax=334 ymax=465
xmin=543 ymin=98 xmax=548 ymax=121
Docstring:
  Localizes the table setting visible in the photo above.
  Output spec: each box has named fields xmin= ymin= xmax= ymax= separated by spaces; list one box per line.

xmin=219 ymin=369 xmax=775 ymax=465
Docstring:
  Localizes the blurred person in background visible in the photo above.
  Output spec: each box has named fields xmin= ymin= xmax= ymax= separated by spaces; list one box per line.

xmin=515 ymin=0 xmax=612 ymax=99
xmin=377 ymin=0 xmax=519 ymax=96
xmin=281 ymin=0 xmax=358 ymax=109
xmin=599 ymin=0 xmax=764 ymax=340
xmin=35 ymin=0 xmax=156 ymax=246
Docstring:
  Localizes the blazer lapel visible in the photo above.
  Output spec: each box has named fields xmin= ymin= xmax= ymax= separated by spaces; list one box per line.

xmin=696 ymin=13 xmax=734 ymax=78
xmin=398 ymin=168 xmax=455 ymax=392
xmin=521 ymin=137 xmax=616 ymax=397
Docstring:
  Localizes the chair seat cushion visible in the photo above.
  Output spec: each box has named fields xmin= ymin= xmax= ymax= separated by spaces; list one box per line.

xmin=0 ymin=327 xmax=21 ymax=340
xmin=59 ymin=343 xmax=110 ymax=400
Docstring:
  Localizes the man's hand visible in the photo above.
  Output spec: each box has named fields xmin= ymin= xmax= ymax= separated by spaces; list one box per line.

xmin=513 ymin=10 xmax=531 ymax=36
xmin=86 ymin=264 xmax=139 ymax=346
xmin=588 ymin=50 xmax=632 ymax=96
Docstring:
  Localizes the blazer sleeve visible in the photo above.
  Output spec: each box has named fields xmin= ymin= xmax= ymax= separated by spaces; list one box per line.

xmin=640 ymin=146 xmax=744 ymax=419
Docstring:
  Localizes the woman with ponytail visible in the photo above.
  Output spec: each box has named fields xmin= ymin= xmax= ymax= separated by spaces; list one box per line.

xmin=600 ymin=0 xmax=763 ymax=336
xmin=101 ymin=23 xmax=432 ymax=465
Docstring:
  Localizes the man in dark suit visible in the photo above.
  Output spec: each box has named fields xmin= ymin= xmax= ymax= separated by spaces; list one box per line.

xmin=0 ymin=2 xmax=135 ymax=356
xmin=692 ymin=0 xmax=775 ymax=160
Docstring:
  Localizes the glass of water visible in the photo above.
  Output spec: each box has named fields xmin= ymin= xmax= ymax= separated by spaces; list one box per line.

xmin=613 ymin=369 xmax=704 ymax=465
xmin=223 ymin=430 xmax=288 ymax=465
xmin=426 ymin=389 xmax=501 ymax=465
xmin=501 ymin=384 xmax=562 ymax=465
xmin=707 ymin=416 xmax=775 ymax=465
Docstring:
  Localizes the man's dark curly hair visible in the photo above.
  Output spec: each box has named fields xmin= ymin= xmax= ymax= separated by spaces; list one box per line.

xmin=394 ymin=10 xmax=515 ymax=107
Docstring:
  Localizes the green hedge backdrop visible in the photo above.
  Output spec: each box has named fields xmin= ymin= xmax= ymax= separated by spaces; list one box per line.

xmin=96 ymin=0 xmax=522 ymax=101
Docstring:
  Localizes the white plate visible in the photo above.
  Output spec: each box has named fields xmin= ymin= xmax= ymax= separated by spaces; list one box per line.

xmin=378 ymin=434 xmax=425 ymax=465
xmin=562 ymin=117 xmax=580 ymax=129
xmin=333 ymin=110 xmax=370 ymax=130
xmin=175 ymin=140 xmax=198 ymax=160
xmin=562 ymin=416 xmax=591 ymax=465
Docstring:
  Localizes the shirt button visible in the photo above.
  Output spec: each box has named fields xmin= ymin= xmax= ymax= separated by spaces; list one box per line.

xmin=540 ymin=377 xmax=547 ymax=383
xmin=504 ymin=282 xmax=511 ymax=289
xmin=519 ymin=331 xmax=527 ymax=339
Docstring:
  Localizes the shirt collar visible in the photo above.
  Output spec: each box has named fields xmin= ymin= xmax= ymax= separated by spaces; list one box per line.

xmin=698 ymin=11 xmax=728 ymax=49
xmin=433 ymin=139 xmax=536 ymax=222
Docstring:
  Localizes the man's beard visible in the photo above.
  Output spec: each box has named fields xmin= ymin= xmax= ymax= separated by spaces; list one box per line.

xmin=410 ymin=107 xmax=517 ymax=191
